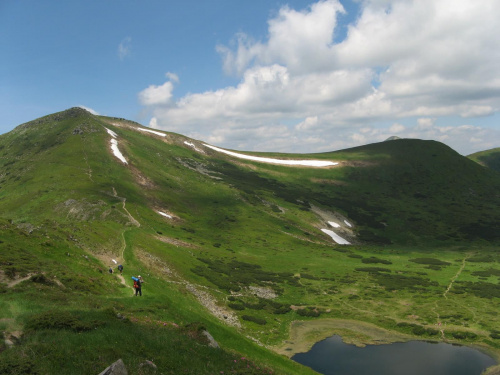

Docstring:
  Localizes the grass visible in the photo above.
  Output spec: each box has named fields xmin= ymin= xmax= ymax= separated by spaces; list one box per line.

xmin=0 ymin=108 xmax=499 ymax=373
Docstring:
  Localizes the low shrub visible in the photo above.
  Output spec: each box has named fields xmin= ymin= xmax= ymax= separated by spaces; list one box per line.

xmin=242 ymin=315 xmax=267 ymax=325
xmin=228 ymin=303 xmax=245 ymax=311
xmin=25 ymin=310 xmax=101 ymax=332
xmin=272 ymin=306 xmax=291 ymax=314
xmin=409 ymin=258 xmax=451 ymax=266
xmin=490 ymin=331 xmax=500 ymax=339
xmin=452 ymin=331 xmax=477 ymax=340
xmin=297 ymin=308 xmax=320 ymax=317
xmin=361 ymin=257 xmax=392 ymax=265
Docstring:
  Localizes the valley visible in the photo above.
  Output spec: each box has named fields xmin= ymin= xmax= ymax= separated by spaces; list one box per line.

xmin=0 ymin=108 xmax=499 ymax=374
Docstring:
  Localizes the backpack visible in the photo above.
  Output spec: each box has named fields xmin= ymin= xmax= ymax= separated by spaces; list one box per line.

xmin=133 ymin=280 xmax=138 ymax=289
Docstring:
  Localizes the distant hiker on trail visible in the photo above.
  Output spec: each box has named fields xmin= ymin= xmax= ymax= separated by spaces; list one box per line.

xmin=132 ymin=275 xmax=143 ymax=296
xmin=108 ymin=267 xmax=113 ymax=274
xmin=118 ymin=264 xmax=123 ymax=274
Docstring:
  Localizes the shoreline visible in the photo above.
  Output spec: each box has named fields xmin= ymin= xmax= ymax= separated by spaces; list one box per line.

xmin=272 ymin=318 xmax=500 ymax=370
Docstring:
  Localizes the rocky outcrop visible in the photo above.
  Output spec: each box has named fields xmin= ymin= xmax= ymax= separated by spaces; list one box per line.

xmin=98 ymin=359 xmax=128 ymax=375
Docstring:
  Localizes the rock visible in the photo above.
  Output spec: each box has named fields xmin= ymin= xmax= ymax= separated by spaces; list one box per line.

xmin=201 ymin=330 xmax=220 ymax=349
xmin=139 ymin=360 xmax=157 ymax=370
xmin=98 ymin=359 xmax=128 ymax=375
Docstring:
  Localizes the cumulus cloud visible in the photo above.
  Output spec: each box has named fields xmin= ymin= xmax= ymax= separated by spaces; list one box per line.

xmin=138 ymin=0 xmax=500 ymax=155
xmin=78 ymin=105 xmax=99 ymax=115
xmin=138 ymin=81 xmax=175 ymax=106
xmin=118 ymin=37 xmax=132 ymax=60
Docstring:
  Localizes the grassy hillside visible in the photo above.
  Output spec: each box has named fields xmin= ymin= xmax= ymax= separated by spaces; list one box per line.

xmin=1 ymin=108 xmax=499 ymax=374
xmin=469 ymin=147 xmax=500 ymax=173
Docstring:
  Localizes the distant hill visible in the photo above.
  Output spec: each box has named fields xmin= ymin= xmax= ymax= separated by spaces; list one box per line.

xmin=468 ymin=147 xmax=500 ymax=173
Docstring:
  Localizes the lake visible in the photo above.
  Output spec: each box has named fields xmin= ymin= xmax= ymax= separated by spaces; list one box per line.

xmin=292 ymin=335 xmax=496 ymax=375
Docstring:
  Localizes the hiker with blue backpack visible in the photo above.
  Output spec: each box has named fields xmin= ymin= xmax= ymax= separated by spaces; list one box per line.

xmin=132 ymin=275 xmax=144 ymax=296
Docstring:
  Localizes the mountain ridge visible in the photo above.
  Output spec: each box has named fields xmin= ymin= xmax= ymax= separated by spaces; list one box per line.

xmin=1 ymin=108 xmax=500 ymax=374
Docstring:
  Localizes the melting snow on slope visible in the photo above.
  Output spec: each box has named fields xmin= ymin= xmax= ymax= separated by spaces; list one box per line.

xmin=110 ymin=139 xmax=127 ymax=164
xmin=106 ymin=128 xmax=117 ymax=138
xmin=321 ymin=229 xmax=351 ymax=245
xmin=158 ymin=211 xmax=173 ymax=219
xmin=136 ymin=127 xmax=166 ymax=137
xmin=184 ymin=141 xmax=203 ymax=152
xmin=204 ymin=144 xmax=337 ymax=167
xmin=344 ymin=220 xmax=352 ymax=227
xmin=328 ymin=221 xmax=341 ymax=228
xmin=105 ymin=127 xmax=128 ymax=164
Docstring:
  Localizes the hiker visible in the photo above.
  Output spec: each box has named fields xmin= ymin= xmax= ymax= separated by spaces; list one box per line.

xmin=118 ymin=264 xmax=123 ymax=274
xmin=132 ymin=276 xmax=142 ymax=296
xmin=108 ymin=267 xmax=113 ymax=274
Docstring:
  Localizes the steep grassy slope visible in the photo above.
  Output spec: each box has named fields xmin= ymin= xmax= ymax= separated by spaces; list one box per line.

xmin=1 ymin=108 xmax=499 ymax=374
xmin=469 ymin=147 xmax=500 ymax=173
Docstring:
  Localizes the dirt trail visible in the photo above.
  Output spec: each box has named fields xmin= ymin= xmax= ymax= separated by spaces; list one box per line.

xmin=6 ymin=275 xmax=32 ymax=288
xmin=112 ymin=187 xmax=140 ymax=228
xmin=444 ymin=254 xmax=470 ymax=299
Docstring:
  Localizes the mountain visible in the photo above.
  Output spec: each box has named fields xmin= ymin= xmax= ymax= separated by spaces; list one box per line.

xmin=468 ymin=147 xmax=500 ymax=173
xmin=1 ymin=108 xmax=499 ymax=374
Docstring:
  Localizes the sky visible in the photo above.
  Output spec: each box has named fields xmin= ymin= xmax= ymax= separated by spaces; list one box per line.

xmin=1 ymin=0 xmax=500 ymax=156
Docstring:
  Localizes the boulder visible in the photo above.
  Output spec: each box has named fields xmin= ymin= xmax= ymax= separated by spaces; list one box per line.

xmin=202 ymin=330 xmax=220 ymax=348
xmin=98 ymin=359 xmax=128 ymax=375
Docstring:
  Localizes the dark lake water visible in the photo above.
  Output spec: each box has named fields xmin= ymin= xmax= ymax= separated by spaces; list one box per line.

xmin=292 ymin=335 xmax=496 ymax=375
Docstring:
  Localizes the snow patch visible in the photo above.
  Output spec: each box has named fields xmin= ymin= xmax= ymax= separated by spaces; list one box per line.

xmin=321 ymin=229 xmax=351 ymax=245
xmin=204 ymin=144 xmax=337 ymax=167
xmin=136 ymin=127 xmax=166 ymax=137
xmin=105 ymin=128 xmax=117 ymax=138
xmin=110 ymin=139 xmax=128 ymax=164
xmin=328 ymin=221 xmax=341 ymax=228
xmin=158 ymin=211 xmax=172 ymax=219
xmin=344 ymin=220 xmax=352 ymax=227
xmin=184 ymin=141 xmax=203 ymax=152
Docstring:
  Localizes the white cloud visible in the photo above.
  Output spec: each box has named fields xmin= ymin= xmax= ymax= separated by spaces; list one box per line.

xmin=78 ymin=105 xmax=99 ymax=115
xmin=138 ymin=0 xmax=500 ymax=155
xmin=138 ymin=80 xmax=175 ymax=106
xmin=165 ymin=72 xmax=179 ymax=83
xmin=389 ymin=123 xmax=405 ymax=133
xmin=118 ymin=37 xmax=132 ymax=60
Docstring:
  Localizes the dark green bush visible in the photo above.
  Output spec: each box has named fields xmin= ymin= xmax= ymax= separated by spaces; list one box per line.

xmin=272 ymin=306 xmax=291 ymax=314
xmin=452 ymin=331 xmax=477 ymax=340
xmin=412 ymin=326 xmax=426 ymax=335
xmin=361 ymin=257 xmax=392 ymax=265
xmin=297 ymin=308 xmax=320 ymax=317
xmin=0 ymin=355 xmax=38 ymax=374
xmin=228 ymin=303 xmax=245 ymax=311
xmin=490 ymin=331 xmax=500 ymax=339
xmin=25 ymin=310 xmax=100 ymax=332
xmin=242 ymin=315 xmax=267 ymax=325
xmin=409 ymin=258 xmax=451 ymax=266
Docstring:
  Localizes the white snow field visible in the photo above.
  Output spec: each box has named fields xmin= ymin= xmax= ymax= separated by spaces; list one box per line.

xmin=105 ymin=128 xmax=128 ymax=164
xmin=328 ymin=221 xmax=341 ymax=228
xmin=204 ymin=144 xmax=337 ymax=167
xmin=184 ymin=141 xmax=203 ymax=152
xmin=321 ymin=229 xmax=351 ymax=245
xmin=344 ymin=220 xmax=353 ymax=227
xmin=158 ymin=211 xmax=173 ymax=219
xmin=136 ymin=127 xmax=167 ymax=137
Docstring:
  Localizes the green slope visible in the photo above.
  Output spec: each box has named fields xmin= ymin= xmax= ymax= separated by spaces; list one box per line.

xmin=1 ymin=108 xmax=499 ymax=374
xmin=469 ymin=147 xmax=500 ymax=173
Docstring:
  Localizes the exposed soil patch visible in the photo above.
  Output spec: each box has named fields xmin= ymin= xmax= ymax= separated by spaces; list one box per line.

xmin=155 ymin=235 xmax=198 ymax=249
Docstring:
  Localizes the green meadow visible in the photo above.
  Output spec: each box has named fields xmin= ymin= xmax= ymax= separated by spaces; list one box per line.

xmin=1 ymin=108 xmax=499 ymax=374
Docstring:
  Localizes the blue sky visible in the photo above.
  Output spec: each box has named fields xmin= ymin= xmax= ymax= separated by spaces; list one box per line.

xmin=2 ymin=0 xmax=499 ymax=155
